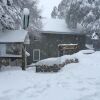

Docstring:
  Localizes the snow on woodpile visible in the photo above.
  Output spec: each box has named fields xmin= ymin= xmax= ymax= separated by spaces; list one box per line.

xmin=36 ymin=55 xmax=78 ymax=66
xmin=41 ymin=18 xmax=83 ymax=34
xmin=35 ymin=55 xmax=79 ymax=72
xmin=36 ymin=49 xmax=95 ymax=67
xmin=36 ymin=58 xmax=59 ymax=66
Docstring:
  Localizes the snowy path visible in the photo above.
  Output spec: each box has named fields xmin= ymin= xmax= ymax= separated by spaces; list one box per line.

xmin=0 ymin=51 xmax=100 ymax=100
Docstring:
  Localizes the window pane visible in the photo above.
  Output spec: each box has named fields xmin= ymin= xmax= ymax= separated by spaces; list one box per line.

xmin=6 ymin=44 xmax=22 ymax=55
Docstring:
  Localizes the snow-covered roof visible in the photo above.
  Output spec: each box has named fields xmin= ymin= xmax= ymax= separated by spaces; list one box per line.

xmin=41 ymin=18 xmax=84 ymax=34
xmin=0 ymin=29 xmax=28 ymax=43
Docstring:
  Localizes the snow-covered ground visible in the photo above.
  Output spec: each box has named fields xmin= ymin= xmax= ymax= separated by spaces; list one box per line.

xmin=0 ymin=50 xmax=100 ymax=100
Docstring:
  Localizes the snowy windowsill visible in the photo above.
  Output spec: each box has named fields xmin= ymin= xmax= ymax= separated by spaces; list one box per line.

xmin=0 ymin=54 xmax=22 ymax=58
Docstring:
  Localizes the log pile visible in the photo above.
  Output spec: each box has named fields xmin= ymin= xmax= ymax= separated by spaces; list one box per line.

xmin=36 ymin=64 xmax=60 ymax=72
xmin=36 ymin=58 xmax=79 ymax=72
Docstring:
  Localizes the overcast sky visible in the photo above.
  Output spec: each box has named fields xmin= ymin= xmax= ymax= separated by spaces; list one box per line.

xmin=38 ymin=0 xmax=62 ymax=18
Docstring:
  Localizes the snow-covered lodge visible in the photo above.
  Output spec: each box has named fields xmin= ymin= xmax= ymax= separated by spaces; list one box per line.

xmin=0 ymin=30 xmax=30 ymax=68
xmin=27 ymin=19 xmax=86 ymax=64
xmin=0 ymin=19 xmax=86 ymax=66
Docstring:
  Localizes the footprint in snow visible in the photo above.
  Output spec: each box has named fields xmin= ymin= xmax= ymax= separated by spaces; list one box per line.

xmin=2 ymin=89 xmax=12 ymax=94
xmin=78 ymin=92 xmax=100 ymax=100
xmin=0 ymin=95 xmax=11 ymax=100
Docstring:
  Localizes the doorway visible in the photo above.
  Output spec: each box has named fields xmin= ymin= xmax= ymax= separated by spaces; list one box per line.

xmin=33 ymin=49 xmax=40 ymax=61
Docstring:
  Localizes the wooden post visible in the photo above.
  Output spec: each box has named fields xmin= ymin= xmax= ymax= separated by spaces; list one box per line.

xmin=22 ymin=44 xmax=26 ymax=70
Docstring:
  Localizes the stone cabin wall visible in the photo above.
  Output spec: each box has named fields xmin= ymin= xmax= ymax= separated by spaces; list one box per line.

xmin=27 ymin=33 xmax=86 ymax=64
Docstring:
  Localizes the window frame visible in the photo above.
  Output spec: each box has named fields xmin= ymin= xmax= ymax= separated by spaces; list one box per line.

xmin=33 ymin=36 xmax=39 ymax=41
xmin=33 ymin=49 xmax=40 ymax=61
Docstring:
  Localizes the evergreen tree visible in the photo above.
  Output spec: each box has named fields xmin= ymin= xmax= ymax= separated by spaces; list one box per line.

xmin=53 ymin=0 xmax=100 ymax=35
xmin=0 ymin=0 xmax=41 ymax=32
xmin=0 ymin=0 xmax=22 ymax=30
xmin=51 ymin=6 xmax=58 ymax=18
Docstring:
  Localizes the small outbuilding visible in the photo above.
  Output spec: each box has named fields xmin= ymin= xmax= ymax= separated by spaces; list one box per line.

xmin=0 ymin=29 xmax=30 ymax=70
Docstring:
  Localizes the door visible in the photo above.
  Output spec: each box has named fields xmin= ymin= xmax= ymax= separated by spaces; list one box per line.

xmin=33 ymin=49 xmax=40 ymax=61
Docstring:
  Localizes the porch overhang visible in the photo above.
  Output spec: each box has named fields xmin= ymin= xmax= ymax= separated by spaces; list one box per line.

xmin=0 ymin=29 xmax=29 ymax=44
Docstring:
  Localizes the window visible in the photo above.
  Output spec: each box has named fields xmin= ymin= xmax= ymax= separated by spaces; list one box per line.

xmin=0 ymin=49 xmax=1 ymax=56
xmin=6 ymin=44 xmax=22 ymax=55
xmin=7 ymin=0 xmax=11 ymax=6
xmin=34 ymin=36 xmax=39 ymax=41
xmin=33 ymin=49 xmax=40 ymax=61
xmin=0 ymin=44 xmax=6 ymax=56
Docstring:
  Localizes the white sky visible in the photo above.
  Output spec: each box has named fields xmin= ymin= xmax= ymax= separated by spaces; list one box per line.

xmin=38 ymin=0 xmax=62 ymax=18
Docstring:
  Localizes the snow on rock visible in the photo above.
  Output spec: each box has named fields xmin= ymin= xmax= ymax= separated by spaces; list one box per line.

xmin=85 ymin=44 xmax=94 ymax=49
xmin=0 ymin=51 xmax=100 ymax=100
xmin=81 ymin=49 xmax=95 ymax=54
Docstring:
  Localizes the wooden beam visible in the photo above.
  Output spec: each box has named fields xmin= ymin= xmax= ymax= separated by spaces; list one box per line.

xmin=0 ymin=42 xmax=23 ymax=44
xmin=22 ymin=44 xmax=27 ymax=70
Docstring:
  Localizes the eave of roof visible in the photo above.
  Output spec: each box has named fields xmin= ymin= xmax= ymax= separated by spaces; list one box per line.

xmin=40 ymin=30 xmax=85 ymax=35
xmin=0 ymin=29 xmax=28 ymax=43
xmin=41 ymin=18 xmax=85 ymax=35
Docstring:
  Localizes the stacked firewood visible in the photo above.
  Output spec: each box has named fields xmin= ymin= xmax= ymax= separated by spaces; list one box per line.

xmin=0 ymin=59 xmax=9 ymax=66
xmin=0 ymin=59 xmax=10 ymax=70
xmin=36 ymin=58 xmax=79 ymax=72
xmin=36 ymin=64 xmax=60 ymax=72
xmin=57 ymin=58 xmax=79 ymax=68
xmin=64 ymin=58 xmax=79 ymax=65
